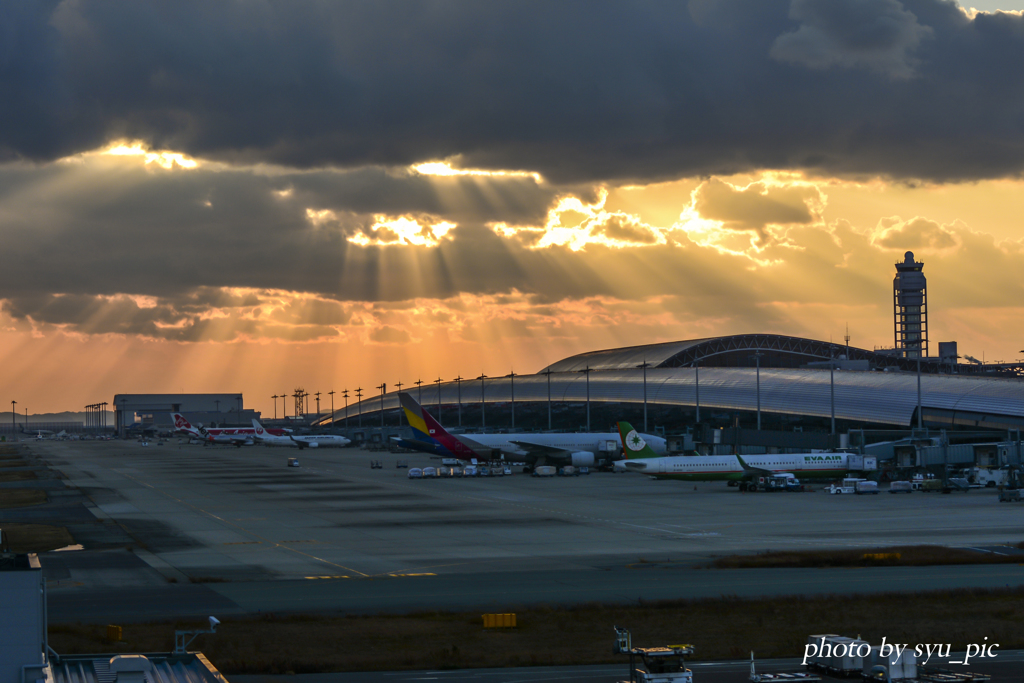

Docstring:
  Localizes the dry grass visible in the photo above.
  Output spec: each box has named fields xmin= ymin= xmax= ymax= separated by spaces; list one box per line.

xmin=711 ymin=544 xmax=1024 ymax=569
xmin=0 ymin=458 xmax=28 ymax=467
xmin=0 ymin=489 xmax=47 ymax=509
xmin=0 ymin=470 xmax=37 ymax=482
xmin=2 ymin=523 xmax=74 ymax=552
xmin=48 ymin=587 xmax=1024 ymax=674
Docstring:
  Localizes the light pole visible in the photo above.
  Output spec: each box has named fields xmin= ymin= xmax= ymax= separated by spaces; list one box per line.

xmin=272 ymin=395 xmax=278 ymax=420
xmin=477 ymin=374 xmax=488 ymax=429
xmin=695 ymin=359 xmax=700 ymax=424
xmin=579 ymin=366 xmax=592 ymax=431
xmin=454 ymin=376 xmax=463 ymax=427
xmin=415 ymin=379 xmax=423 ymax=404
xmin=395 ymin=382 xmax=403 ymax=426
xmin=355 ymin=387 xmax=363 ymax=428
xmin=434 ymin=378 xmax=443 ymax=422
xmin=749 ymin=352 xmax=764 ymax=430
xmin=11 ymin=400 xmax=16 ymax=439
xmin=328 ymin=390 xmax=335 ymax=425
xmin=637 ymin=360 xmax=650 ymax=432
xmin=506 ymin=371 xmax=517 ymax=430
xmin=830 ymin=345 xmax=836 ymax=436
xmin=342 ymin=389 xmax=349 ymax=426
xmin=378 ymin=383 xmax=386 ymax=429
xmin=541 ymin=369 xmax=553 ymax=430
xmin=315 ymin=391 xmax=322 ymax=418
xmin=917 ymin=355 xmax=923 ymax=430
xmin=282 ymin=393 xmax=287 ymax=419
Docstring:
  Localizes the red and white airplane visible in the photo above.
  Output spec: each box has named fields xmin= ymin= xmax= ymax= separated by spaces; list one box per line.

xmin=171 ymin=412 xmax=289 ymax=447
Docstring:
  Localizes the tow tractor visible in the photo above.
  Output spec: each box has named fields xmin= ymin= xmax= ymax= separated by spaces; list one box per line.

xmin=614 ymin=627 xmax=694 ymax=683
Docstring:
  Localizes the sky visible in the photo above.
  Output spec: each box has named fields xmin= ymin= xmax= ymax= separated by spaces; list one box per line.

xmin=3 ymin=0 xmax=1024 ymax=416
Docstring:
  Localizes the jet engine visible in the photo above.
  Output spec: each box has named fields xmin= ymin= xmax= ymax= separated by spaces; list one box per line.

xmin=570 ymin=451 xmax=595 ymax=467
xmin=306 ymin=441 xmax=319 ymax=448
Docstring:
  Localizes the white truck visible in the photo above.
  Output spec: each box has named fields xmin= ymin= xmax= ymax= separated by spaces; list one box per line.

xmin=961 ymin=467 xmax=1008 ymax=488
xmin=828 ymin=478 xmax=877 ymax=494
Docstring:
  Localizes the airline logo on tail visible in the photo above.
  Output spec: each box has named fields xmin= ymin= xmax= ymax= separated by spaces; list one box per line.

xmin=398 ymin=393 xmax=481 ymax=460
xmin=172 ymin=413 xmax=193 ymax=431
xmin=617 ymin=421 xmax=659 ymax=459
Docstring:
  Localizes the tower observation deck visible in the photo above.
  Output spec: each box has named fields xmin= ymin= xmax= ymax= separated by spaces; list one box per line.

xmin=893 ymin=251 xmax=928 ymax=359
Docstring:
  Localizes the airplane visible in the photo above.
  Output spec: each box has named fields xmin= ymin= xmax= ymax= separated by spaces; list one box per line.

xmin=251 ymin=419 xmax=351 ymax=449
xmin=170 ymin=412 xmax=287 ymax=447
xmin=398 ymin=392 xmax=667 ymax=471
xmin=613 ymin=421 xmax=850 ymax=490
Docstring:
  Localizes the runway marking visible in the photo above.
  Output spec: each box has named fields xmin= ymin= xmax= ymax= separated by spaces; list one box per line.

xmin=222 ymin=541 xmax=261 ymax=546
xmin=119 ymin=472 xmax=371 ymax=577
xmin=305 ymin=575 xmax=350 ymax=580
xmin=388 ymin=572 xmax=437 ymax=577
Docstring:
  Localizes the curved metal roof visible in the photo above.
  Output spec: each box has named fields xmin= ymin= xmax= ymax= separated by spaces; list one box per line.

xmin=539 ymin=334 xmax=972 ymax=374
xmin=315 ymin=367 xmax=1024 ymax=429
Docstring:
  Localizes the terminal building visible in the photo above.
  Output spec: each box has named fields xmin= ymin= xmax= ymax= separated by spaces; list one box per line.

xmin=312 ymin=333 xmax=1024 ymax=450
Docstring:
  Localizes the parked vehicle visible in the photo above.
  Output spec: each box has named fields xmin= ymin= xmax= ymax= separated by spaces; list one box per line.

xmin=287 ymin=457 xmax=300 ymax=468
xmin=532 ymin=465 xmax=557 ymax=477
xmin=888 ymin=480 xmax=912 ymax=493
xmin=422 ymin=466 xmax=438 ymax=478
xmin=854 ymin=480 xmax=879 ymax=495
xmin=407 ymin=468 xmax=423 ymax=479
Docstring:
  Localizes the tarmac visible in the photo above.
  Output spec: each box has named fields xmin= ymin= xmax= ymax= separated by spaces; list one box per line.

xmin=6 ymin=439 xmax=1024 ymax=623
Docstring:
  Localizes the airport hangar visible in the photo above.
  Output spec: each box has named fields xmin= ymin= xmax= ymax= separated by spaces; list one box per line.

xmin=111 ymin=393 xmax=259 ymax=434
xmin=313 ymin=333 xmax=1024 ymax=451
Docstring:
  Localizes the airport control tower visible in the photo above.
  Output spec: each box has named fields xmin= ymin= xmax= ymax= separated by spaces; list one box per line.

xmin=893 ymin=251 xmax=928 ymax=359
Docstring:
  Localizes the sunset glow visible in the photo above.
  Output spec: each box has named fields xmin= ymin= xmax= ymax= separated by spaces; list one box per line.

xmin=3 ymin=1 xmax=1024 ymax=418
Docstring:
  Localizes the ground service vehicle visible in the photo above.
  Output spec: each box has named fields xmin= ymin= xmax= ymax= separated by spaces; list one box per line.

xmin=888 ymin=480 xmax=912 ymax=493
xmin=407 ymin=468 xmax=423 ymax=479
xmin=804 ymin=635 xmax=870 ymax=677
xmin=613 ymin=627 xmax=694 ymax=683
xmin=532 ymin=465 xmax=556 ymax=477
xmin=828 ymin=478 xmax=866 ymax=494
xmin=854 ymin=480 xmax=879 ymax=495
xmin=287 ymin=457 xmax=300 ymax=468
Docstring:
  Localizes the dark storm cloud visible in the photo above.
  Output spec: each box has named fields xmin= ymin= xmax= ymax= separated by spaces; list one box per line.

xmin=0 ymin=158 xmax=561 ymax=301
xmin=2 ymin=0 xmax=1024 ymax=182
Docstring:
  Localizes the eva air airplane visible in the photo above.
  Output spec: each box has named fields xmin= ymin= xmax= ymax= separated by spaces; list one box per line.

xmin=613 ymin=421 xmax=850 ymax=489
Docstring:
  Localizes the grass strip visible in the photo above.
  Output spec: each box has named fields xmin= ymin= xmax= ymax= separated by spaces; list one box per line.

xmin=2 ymin=523 xmax=74 ymax=552
xmin=48 ymin=587 xmax=1024 ymax=674
xmin=711 ymin=544 xmax=1024 ymax=569
xmin=0 ymin=489 xmax=47 ymax=509
xmin=0 ymin=470 xmax=37 ymax=482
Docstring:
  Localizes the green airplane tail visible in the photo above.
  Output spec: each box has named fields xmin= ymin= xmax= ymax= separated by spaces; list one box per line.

xmin=617 ymin=421 xmax=661 ymax=459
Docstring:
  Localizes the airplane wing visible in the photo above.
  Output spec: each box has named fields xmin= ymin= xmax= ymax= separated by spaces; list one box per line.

xmin=735 ymin=454 xmax=773 ymax=479
xmin=507 ymin=440 xmax=569 ymax=456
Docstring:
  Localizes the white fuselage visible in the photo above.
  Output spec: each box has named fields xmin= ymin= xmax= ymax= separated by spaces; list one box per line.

xmin=459 ymin=432 xmax=667 ymax=463
xmin=615 ymin=453 xmax=850 ymax=480
xmin=258 ymin=433 xmax=350 ymax=448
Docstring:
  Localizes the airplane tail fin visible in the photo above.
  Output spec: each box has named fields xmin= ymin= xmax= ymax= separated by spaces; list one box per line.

xmin=617 ymin=421 xmax=660 ymax=459
xmin=251 ymin=418 xmax=268 ymax=439
xmin=398 ymin=392 xmax=478 ymax=460
xmin=171 ymin=412 xmax=194 ymax=431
